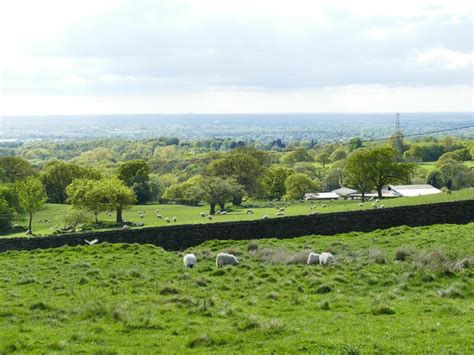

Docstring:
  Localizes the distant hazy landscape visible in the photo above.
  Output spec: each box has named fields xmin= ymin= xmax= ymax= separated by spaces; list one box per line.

xmin=1 ymin=112 xmax=473 ymax=142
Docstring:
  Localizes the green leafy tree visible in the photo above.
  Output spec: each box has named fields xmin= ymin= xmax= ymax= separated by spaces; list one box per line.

xmin=330 ymin=148 xmax=347 ymax=162
xmin=0 ymin=197 xmax=14 ymax=230
xmin=195 ymin=176 xmax=245 ymax=214
xmin=426 ymin=170 xmax=445 ymax=189
xmin=284 ymin=173 xmax=317 ymax=200
xmin=348 ymin=137 xmax=363 ymax=151
xmin=41 ymin=160 xmax=101 ymax=203
xmin=280 ymin=149 xmax=314 ymax=164
xmin=116 ymin=159 xmax=151 ymax=204
xmin=67 ymin=178 xmax=136 ymax=224
xmin=208 ymin=153 xmax=262 ymax=200
xmin=316 ymin=152 xmax=331 ymax=168
xmin=16 ymin=178 xmax=47 ymax=235
xmin=262 ymin=167 xmax=295 ymax=199
xmin=66 ymin=179 xmax=110 ymax=223
xmin=366 ymin=147 xmax=415 ymax=198
xmin=438 ymin=161 xmax=474 ymax=190
xmin=344 ymin=149 xmax=375 ymax=202
xmin=0 ymin=157 xmax=36 ymax=183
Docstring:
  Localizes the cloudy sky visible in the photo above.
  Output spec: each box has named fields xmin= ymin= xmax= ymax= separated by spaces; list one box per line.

xmin=0 ymin=0 xmax=472 ymax=115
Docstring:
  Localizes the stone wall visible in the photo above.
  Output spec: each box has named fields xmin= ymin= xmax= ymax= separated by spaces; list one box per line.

xmin=0 ymin=200 xmax=472 ymax=253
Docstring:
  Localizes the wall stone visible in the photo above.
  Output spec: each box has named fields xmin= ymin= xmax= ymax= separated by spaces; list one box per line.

xmin=0 ymin=200 xmax=472 ymax=253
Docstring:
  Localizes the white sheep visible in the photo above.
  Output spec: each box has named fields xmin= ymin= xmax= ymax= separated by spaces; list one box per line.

xmin=221 ymin=211 xmax=228 ymax=215
xmin=157 ymin=214 xmax=162 ymax=219
xmin=208 ymin=215 xmax=213 ymax=220
xmin=307 ymin=252 xmax=320 ymax=265
xmin=183 ymin=253 xmax=197 ymax=268
xmin=380 ymin=205 xmax=385 ymax=209
xmin=122 ymin=224 xmax=130 ymax=230
xmin=371 ymin=203 xmax=377 ymax=209
xmin=321 ymin=204 xmax=327 ymax=208
xmin=246 ymin=209 xmax=254 ymax=214
xmin=375 ymin=199 xmax=380 ymax=203
xmin=319 ymin=252 xmax=334 ymax=266
xmin=262 ymin=215 xmax=269 ymax=219
xmin=200 ymin=212 xmax=206 ymax=217
xmin=359 ymin=203 xmax=364 ymax=207
xmin=216 ymin=253 xmax=239 ymax=268
xmin=276 ymin=211 xmax=285 ymax=216
xmin=165 ymin=217 xmax=170 ymax=223
xmin=173 ymin=216 xmax=177 ymax=222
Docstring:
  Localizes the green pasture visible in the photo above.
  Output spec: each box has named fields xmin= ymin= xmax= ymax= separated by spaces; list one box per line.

xmin=0 ymin=223 xmax=472 ymax=353
xmin=4 ymin=188 xmax=474 ymax=237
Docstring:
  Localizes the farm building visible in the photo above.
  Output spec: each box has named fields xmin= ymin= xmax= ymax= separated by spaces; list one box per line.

xmin=383 ymin=184 xmax=442 ymax=197
xmin=304 ymin=192 xmax=339 ymax=200
xmin=332 ymin=187 xmax=358 ymax=199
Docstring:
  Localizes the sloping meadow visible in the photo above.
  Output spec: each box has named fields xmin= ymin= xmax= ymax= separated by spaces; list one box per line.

xmin=0 ymin=223 xmax=473 ymax=353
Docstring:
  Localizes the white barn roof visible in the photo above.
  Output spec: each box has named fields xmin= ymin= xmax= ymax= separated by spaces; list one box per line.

xmin=332 ymin=187 xmax=358 ymax=196
xmin=385 ymin=184 xmax=442 ymax=197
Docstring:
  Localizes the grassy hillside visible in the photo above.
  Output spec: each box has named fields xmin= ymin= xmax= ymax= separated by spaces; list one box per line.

xmin=0 ymin=223 xmax=473 ymax=353
xmin=6 ymin=188 xmax=473 ymax=237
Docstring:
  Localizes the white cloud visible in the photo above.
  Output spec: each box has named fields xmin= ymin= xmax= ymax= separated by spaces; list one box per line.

xmin=413 ymin=48 xmax=473 ymax=70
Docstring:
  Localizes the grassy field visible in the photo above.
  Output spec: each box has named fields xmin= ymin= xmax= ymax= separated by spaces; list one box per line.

xmin=5 ymin=188 xmax=473 ymax=237
xmin=0 ymin=223 xmax=473 ymax=353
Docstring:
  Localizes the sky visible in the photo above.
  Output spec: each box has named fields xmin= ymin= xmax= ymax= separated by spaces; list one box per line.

xmin=0 ymin=0 xmax=472 ymax=115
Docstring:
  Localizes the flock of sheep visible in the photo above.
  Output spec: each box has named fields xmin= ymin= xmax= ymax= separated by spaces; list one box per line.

xmin=183 ymin=251 xmax=334 ymax=268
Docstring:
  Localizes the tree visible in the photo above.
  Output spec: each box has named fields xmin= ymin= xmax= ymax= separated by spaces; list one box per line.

xmin=0 ymin=197 xmax=14 ymax=230
xmin=0 ymin=157 xmax=36 ymax=183
xmin=348 ymin=137 xmax=363 ymax=151
xmin=66 ymin=179 xmax=110 ymax=223
xmin=280 ymin=149 xmax=314 ymax=164
xmin=208 ymin=153 xmax=262 ymax=200
xmin=41 ymin=160 xmax=101 ymax=203
xmin=284 ymin=174 xmax=317 ymax=200
xmin=366 ymin=147 xmax=415 ymax=198
xmin=67 ymin=178 xmax=136 ymax=224
xmin=316 ymin=152 xmax=331 ymax=168
xmin=16 ymin=178 xmax=47 ymax=235
xmin=116 ymin=159 xmax=151 ymax=204
xmin=330 ymin=148 xmax=346 ymax=162
xmin=195 ymin=176 xmax=245 ymax=214
xmin=262 ymin=167 xmax=295 ymax=199
xmin=437 ymin=161 xmax=474 ymax=190
xmin=426 ymin=170 xmax=445 ymax=189
xmin=344 ymin=149 xmax=375 ymax=202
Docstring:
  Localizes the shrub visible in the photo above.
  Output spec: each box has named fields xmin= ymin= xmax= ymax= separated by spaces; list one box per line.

xmin=372 ymin=305 xmax=395 ymax=315
xmin=395 ymin=247 xmax=415 ymax=262
xmin=316 ymin=284 xmax=332 ymax=294
xmin=267 ymin=291 xmax=279 ymax=300
xmin=159 ymin=286 xmax=179 ymax=295
xmin=286 ymin=250 xmax=312 ymax=265
xmin=368 ymin=248 xmax=386 ymax=264
xmin=438 ymin=284 xmax=465 ymax=299
xmin=247 ymin=240 xmax=259 ymax=252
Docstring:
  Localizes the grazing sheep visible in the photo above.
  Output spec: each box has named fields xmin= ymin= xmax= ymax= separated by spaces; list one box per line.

xmin=173 ymin=216 xmax=177 ymax=222
xmin=135 ymin=222 xmax=144 ymax=227
xmin=310 ymin=211 xmax=319 ymax=215
xmin=321 ymin=204 xmax=327 ymax=208
xmin=207 ymin=215 xmax=213 ymax=220
xmin=122 ymin=225 xmax=130 ymax=230
xmin=380 ymin=205 xmax=385 ymax=209
xmin=140 ymin=215 xmax=144 ymax=219
xmin=246 ymin=209 xmax=254 ymax=214
xmin=375 ymin=199 xmax=380 ymax=203
xmin=38 ymin=219 xmax=43 ymax=223
xmin=359 ymin=203 xmax=364 ymax=207
xmin=307 ymin=252 xmax=320 ymax=265
xmin=157 ymin=214 xmax=162 ymax=219
xmin=262 ymin=215 xmax=269 ymax=219
xmin=107 ymin=212 xmax=112 ymax=217
xmin=276 ymin=211 xmax=285 ymax=216
xmin=200 ymin=212 xmax=206 ymax=217
xmin=221 ymin=211 xmax=228 ymax=215
xmin=156 ymin=209 xmax=160 ymax=212
xmin=165 ymin=217 xmax=170 ymax=223
xmin=319 ymin=252 xmax=334 ymax=266
xmin=216 ymin=253 xmax=239 ymax=268
xmin=216 ymin=210 xmax=221 ymax=215
xmin=183 ymin=253 xmax=197 ymax=268
xmin=371 ymin=203 xmax=377 ymax=209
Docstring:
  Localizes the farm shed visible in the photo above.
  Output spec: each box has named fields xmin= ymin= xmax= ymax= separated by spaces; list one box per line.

xmin=383 ymin=184 xmax=442 ymax=197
